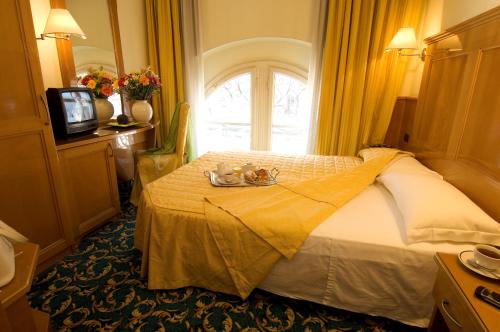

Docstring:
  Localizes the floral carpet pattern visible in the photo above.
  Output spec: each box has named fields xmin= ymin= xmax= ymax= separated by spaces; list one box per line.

xmin=28 ymin=187 xmax=425 ymax=331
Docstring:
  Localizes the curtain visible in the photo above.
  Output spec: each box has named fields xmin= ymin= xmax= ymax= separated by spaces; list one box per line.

xmin=306 ymin=0 xmax=328 ymax=154
xmin=314 ymin=0 xmax=424 ymax=156
xmin=145 ymin=0 xmax=185 ymax=148
xmin=180 ymin=0 xmax=204 ymax=160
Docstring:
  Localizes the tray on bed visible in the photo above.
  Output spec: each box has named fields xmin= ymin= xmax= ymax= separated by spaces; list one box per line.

xmin=204 ymin=170 xmax=278 ymax=187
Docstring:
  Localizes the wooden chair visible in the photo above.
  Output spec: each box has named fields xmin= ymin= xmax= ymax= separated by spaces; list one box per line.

xmin=130 ymin=103 xmax=190 ymax=205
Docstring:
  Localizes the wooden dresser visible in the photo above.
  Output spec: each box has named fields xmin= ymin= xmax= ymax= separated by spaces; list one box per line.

xmin=429 ymin=253 xmax=500 ymax=332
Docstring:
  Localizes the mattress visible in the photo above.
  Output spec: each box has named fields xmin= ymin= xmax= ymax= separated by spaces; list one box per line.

xmin=259 ymin=182 xmax=473 ymax=327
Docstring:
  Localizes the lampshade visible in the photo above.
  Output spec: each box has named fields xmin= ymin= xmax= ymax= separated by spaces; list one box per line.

xmin=42 ymin=8 xmax=86 ymax=39
xmin=386 ymin=28 xmax=418 ymax=50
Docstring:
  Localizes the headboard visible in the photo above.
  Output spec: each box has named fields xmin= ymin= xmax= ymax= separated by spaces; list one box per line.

xmin=408 ymin=6 xmax=500 ymax=222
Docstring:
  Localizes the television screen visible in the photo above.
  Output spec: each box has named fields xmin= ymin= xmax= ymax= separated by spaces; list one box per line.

xmin=46 ymin=87 xmax=99 ymax=138
xmin=61 ymin=91 xmax=95 ymax=123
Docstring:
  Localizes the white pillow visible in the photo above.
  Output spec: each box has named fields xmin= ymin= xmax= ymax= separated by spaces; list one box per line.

xmin=358 ymin=148 xmax=442 ymax=179
xmin=378 ymin=172 xmax=500 ymax=245
xmin=380 ymin=156 xmax=443 ymax=179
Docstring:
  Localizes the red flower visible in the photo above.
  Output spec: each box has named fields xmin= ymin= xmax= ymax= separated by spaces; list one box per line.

xmin=100 ymin=84 xmax=114 ymax=97
xmin=118 ymin=75 xmax=129 ymax=88
xmin=80 ymin=75 xmax=91 ymax=85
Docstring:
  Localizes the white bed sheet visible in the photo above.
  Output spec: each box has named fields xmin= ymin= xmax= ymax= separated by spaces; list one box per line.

xmin=259 ymin=182 xmax=473 ymax=328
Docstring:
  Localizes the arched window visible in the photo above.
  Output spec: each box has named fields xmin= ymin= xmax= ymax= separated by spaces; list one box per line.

xmin=200 ymin=62 xmax=311 ymax=155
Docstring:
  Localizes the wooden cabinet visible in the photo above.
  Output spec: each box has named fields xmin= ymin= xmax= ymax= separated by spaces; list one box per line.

xmin=0 ymin=0 xmax=72 ymax=264
xmin=56 ymin=124 xmax=156 ymax=240
xmin=58 ymin=141 xmax=120 ymax=238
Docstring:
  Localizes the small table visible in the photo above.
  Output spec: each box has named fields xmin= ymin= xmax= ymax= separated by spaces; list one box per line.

xmin=0 ymin=243 xmax=49 ymax=332
xmin=428 ymin=252 xmax=500 ymax=332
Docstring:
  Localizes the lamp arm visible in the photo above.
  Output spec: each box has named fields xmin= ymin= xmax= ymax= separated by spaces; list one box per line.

xmin=36 ymin=33 xmax=71 ymax=41
xmin=397 ymin=48 xmax=426 ymax=61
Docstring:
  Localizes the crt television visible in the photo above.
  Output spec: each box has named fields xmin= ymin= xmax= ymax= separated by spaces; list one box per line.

xmin=46 ymin=87 xmax=99 ymax=138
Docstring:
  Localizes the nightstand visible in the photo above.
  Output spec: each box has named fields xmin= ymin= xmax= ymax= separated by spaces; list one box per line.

xmin=428 ymin=252 xmax=499 ymax=332
xmin=0 ymin=243 xmax=49 ymax=332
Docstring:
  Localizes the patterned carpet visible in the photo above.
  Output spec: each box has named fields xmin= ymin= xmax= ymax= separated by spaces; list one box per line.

xmin=28 ymin=185 xmax=425 ymax=331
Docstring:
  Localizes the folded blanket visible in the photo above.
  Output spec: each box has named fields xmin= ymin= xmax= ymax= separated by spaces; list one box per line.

xmin=204 ymin=148 xmax=403 ymax=298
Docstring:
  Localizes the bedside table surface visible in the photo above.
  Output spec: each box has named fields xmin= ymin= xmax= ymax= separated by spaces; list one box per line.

xmin=0 ymin=243 xmax=39 ymax=308
xmin=437 ymin=252 xmax=500 ymax=331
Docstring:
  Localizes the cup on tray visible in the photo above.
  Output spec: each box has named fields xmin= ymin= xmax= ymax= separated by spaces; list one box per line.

xmin=217 ymin=162 xmax=232 ymax=176
xmin=241 ymin=163 xmax=256 ymax=174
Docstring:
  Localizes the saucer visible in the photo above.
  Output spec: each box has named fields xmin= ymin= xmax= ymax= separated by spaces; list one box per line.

xmin=217 ymin=175 xmax=241 ymax=185
xmin=458 ymin=250 xmax=500 ymax=280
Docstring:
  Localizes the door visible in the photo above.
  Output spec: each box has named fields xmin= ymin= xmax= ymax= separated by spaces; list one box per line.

xmin=58 ymin=141 xmax=120 ymax=237
xmin=0 ymin=0 xmax=73 ymax=263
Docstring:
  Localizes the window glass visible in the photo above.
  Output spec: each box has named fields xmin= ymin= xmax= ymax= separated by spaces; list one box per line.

xmin=271 ymin=72 xmax=309 ymax=154
xmin=204 ymin=73 xmax=252 ymax=151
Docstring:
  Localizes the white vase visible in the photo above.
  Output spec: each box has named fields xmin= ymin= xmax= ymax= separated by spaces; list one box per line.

xmin=94 ymin=98 xmax=114 ymax=121
xmin=131 ymin=100 xmax=153 ymax=123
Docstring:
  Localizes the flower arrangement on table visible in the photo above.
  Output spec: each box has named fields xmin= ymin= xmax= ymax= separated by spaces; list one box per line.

xmin=118 ymin=67 xmax=161 ymax=101
xmin=118 ymin=67 xmax=161 ymax=123
xmin=79 ymin=67 xmax=118 ymax=99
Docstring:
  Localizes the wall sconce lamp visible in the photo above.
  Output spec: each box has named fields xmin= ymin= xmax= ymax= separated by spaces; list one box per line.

xmin=36 ymin=8 xmax=86 ymax=40
xmin=386 ymin=28 xmax=425 ymax=61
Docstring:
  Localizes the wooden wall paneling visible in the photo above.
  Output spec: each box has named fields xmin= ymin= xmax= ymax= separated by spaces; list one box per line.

xmin=458 ymin=45 xmax=500 ymax=177
xmin=384 ymin=97 xmax=417 ymax=149
xmin=408 ymin=6 xmax=500 ymax=222
xmin=412 ymin=53 xmax=469 ymax=154
xmin=0 ymin=0 xmax=73 ymax=263
xmin=384 ymin=98 xmax=405 ymax=147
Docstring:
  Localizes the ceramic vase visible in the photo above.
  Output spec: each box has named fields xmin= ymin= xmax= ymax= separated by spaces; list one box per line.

xmin=131 ymin=100 xmax=153 ymax=123
xmin=94 ymin=98 xmax=114 ymax=121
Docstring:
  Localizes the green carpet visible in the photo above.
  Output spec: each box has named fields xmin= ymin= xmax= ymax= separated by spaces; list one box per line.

xmin=28 ymin=195 xmax=425 ymax=331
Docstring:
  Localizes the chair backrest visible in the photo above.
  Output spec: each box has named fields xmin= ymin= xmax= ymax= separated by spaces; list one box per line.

xmin=175 ymin=102 xmax=190 ymax=167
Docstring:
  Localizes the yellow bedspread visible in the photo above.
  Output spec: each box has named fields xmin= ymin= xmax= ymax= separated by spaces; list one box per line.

xmin=135 ymin=149 xmax=400 ymax=298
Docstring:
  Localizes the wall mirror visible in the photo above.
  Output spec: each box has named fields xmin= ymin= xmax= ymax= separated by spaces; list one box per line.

xmin=53 ymin=0 xmax=126 ymax=117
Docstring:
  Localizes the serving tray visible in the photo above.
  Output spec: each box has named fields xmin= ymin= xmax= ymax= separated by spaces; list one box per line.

xmin=106 ymin=121 xmax=141 ymax=128
xmin=204 ymin=170 xmax=278 ymax=187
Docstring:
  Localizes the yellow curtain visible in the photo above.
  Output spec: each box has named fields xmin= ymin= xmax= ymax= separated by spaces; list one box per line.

xmin=145 ymin=0 xmax=185 ymax=146
xmin=315 ymin=0 xmax=424 ymax=156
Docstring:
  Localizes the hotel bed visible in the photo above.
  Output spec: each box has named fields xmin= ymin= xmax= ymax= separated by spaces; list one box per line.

xmin=134 ymin=11 xmax=500 ymax=328
xmin=134 ymin=150 xmax=499 ymax=328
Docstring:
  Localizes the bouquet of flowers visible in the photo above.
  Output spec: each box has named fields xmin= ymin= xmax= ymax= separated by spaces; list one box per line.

xmin=118 ymin=67 xmax=161 ymax=100
xmin=79 ymin=67 xmax=118 ymax=99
